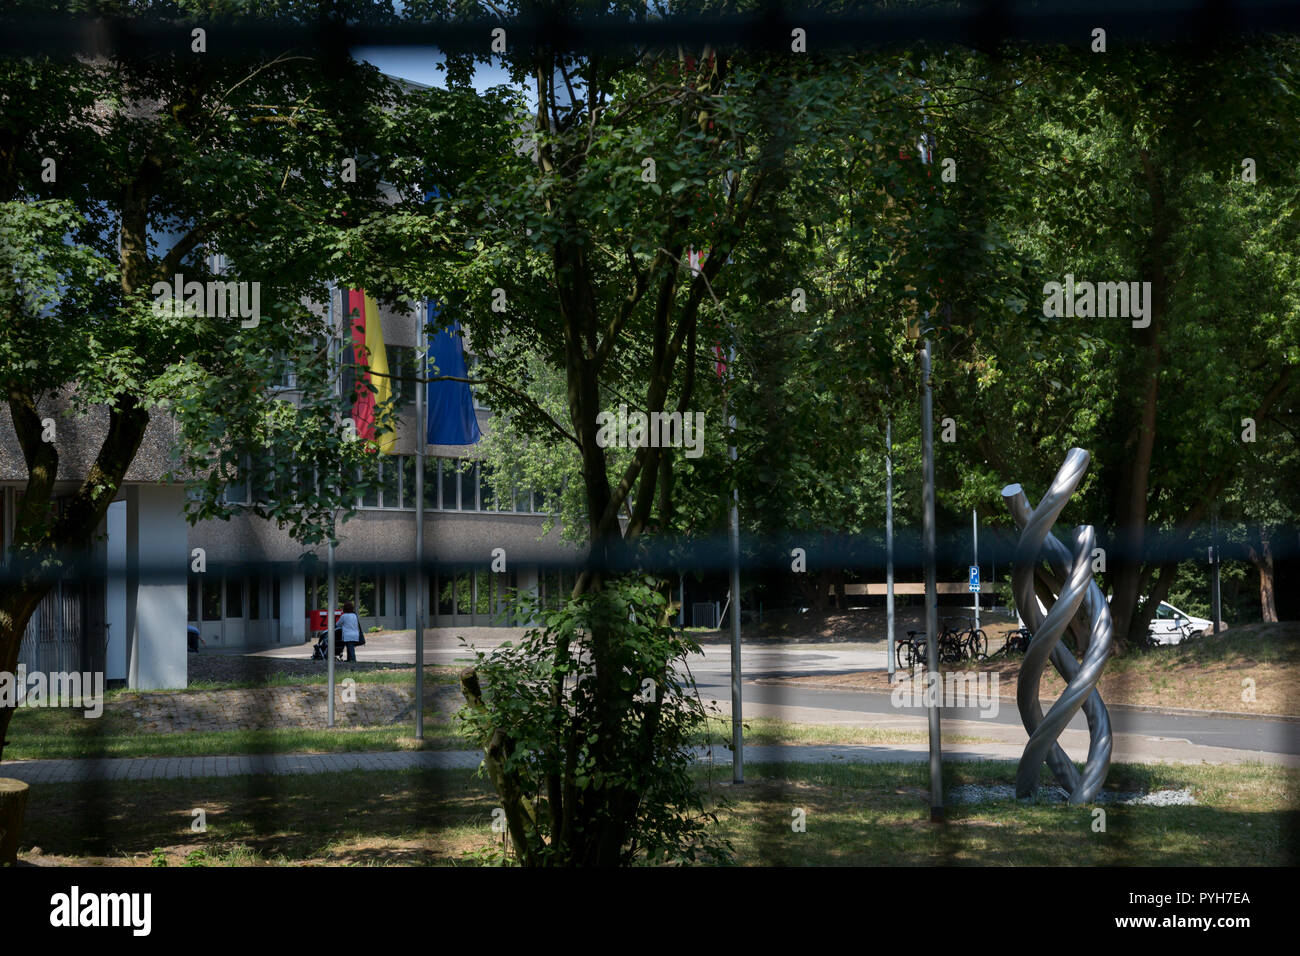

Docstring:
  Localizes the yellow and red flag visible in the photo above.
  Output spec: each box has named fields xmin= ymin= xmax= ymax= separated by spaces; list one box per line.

xmin=346 ymin=289 xmax=396 ymax=453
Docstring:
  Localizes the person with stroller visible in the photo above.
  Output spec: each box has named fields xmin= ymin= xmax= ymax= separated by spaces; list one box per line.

xmin=337 ymin=601 xmax=362 ymax=663
xmin=310 ymin=602 xmax=363 ymax=662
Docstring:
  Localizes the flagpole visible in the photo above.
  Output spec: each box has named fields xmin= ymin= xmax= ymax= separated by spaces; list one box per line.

xmin=415 ymin=299 xmax=426 ymax=741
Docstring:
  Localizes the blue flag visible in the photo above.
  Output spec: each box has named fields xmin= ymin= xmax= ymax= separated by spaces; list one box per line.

xmin=426 ymin=300 xmax=481 ymax=445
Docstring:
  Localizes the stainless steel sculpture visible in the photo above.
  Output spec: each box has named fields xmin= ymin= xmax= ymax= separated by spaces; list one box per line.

xmin=1002 ymin=448 xmax=1113 ymax=804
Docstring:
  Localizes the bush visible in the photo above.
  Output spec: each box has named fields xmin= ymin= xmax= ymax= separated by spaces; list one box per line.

xmin=457 ymin=575 xmax=731 ymax=866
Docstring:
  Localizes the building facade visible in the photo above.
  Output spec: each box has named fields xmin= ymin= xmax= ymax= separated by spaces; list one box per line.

xmin=1 ymin=290 xmax=580 ymax=690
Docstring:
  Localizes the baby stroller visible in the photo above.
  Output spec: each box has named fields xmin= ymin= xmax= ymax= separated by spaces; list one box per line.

xmin=310 ymin=628 xmax=347 ymax=661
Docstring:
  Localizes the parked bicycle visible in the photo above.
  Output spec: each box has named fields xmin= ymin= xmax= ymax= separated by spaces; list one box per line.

xmin=895 ymin=619 xmax=989 ymax=667
xmin=993 ymin=626 xmax=1033 ymax=656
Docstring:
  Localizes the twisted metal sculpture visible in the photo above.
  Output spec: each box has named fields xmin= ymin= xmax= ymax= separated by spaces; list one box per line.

xmin=1001 ymin=448 xmax=1113 ymax=804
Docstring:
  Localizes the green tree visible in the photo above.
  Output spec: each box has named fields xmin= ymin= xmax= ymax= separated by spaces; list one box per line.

xmin=0 ymin=1 xmax=411 ymax=764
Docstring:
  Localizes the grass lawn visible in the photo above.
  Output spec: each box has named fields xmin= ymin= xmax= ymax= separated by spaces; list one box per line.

xmin=3 ymin=704 xmax=468 ymax=759
xmin=16 ymin=761 xmax=1297 ymax=866
xmin=782 ymin=621 xmax=1300 ymax=715
xmin=3 ymin=707 xmax=1001 ymax=761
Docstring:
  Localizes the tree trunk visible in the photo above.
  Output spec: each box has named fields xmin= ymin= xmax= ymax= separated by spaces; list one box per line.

xmin=0 ymin=777 xmax=30 ymax=863
xmin=1248 ymin=531 xmax=1278 ymax=623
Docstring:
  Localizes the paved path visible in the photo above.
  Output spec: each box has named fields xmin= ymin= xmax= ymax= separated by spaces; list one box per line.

xmin=6 ymin=733 xmax=1294 ymax=785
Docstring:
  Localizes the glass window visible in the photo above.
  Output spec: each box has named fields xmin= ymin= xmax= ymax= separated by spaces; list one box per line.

xmin=226 ymin=456 xmax=249 ymax=505
xmin=543 ymin=570 xmax=560 ymax=611
xmin=461 ymin=461 xmax=478 ymax=511
xmin=225 ymin=577 xmax=243 ymax=618
xmin=478 ymin=463 xmax=494 ymax=511
xmin=272 ymin=578 xmax=280 ymax=620
xmin=437 ymin=572 xmax=453 ymax=616
xmin=203 ymin=578 xmax=222 ymax=620
xmin=380 ymin=458 xmax=399 ymax=508
xmin=248 ymin=577 xmax=260 ymax=620
xmin=398 ymin=575 xmax=406 ymax=617
xmin=270 ymin=351 xmax=294 ymax=388
xmin=389 ymin=345 xmax=418 ymax=406
xmin=187 ymin=578 xmax=198 ymax=620
xmin=358 ymin=575 xmax=375 ymax=617
xmin=401 ymin=456 xmax=416 ymax=508
xmin=457 ymin=570 xmax=473 ymax=615
xmin=514 ymin=487 xmax=531 ymax=513
xmin=441 ymin=458 xmax=458 ymax=510
xmin=427 ymin=456 xmax=442 ymax=509
xmin=475 ymin=570 xmax=491 ymax=615
xmin=361 ymin=459 xmax=379 ymax=508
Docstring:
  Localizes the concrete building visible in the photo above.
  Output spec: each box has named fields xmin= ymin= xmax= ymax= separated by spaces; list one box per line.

xmin=1 ymin=289 xmax=579 ymax=690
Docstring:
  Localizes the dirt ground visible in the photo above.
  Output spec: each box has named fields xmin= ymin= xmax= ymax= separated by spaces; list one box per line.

xmin=772 ymin=619 xmax=1300 ymax=716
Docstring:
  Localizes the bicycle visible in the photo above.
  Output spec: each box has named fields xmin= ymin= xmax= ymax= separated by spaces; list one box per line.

xmin=994 ymin=626 xmax=1033 ymax=656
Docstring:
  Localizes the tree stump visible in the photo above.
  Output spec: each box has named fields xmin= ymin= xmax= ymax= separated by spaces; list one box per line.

xmin=0 ymin=778 xmax=30 ymax=864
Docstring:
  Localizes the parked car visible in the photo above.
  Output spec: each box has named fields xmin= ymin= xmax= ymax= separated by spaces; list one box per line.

xmin=1017 ymin=597 xmax=1212 ymax=647
xmin=1146 ymin=600 xmax=1212 ymax=646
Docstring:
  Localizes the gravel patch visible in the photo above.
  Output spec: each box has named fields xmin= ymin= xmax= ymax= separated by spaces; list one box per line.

xmin=948 ymin=784 xmax=1197 ymax=806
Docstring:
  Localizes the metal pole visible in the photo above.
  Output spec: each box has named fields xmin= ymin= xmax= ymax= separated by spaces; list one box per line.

xmin=886 ymin=415 xmax=896 ymax=681
xmin=415 ymin=300 xmax=426 ymax=740
xmin=920 ymin=339 xmax=943 ymax=822
xmin=327 ymin=281 xmax=337 ymax=728
xmin=973 ymin=509 xmax=980 ymax=635
xmin=727 ymin=348 xmax=743 ymax=785
xmin=1211 ymin=509 xmax=1222 ymax=635
xmin=327 ymin=533 xmax=336 ymax=727
xmin=678 ymin=572 xmax=685 ymax=628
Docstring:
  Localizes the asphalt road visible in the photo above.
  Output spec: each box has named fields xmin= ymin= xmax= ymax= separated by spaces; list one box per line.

xmin=254 ymin=630 xmax=1297 ymax=758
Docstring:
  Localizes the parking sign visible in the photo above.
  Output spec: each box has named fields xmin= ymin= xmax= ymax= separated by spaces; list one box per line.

xmin=969 ymin=566 xmax=980 ymax=592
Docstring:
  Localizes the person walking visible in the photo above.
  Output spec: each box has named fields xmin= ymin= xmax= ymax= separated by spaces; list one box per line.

xmin=338 ymin=601 xmax=362 ymax=664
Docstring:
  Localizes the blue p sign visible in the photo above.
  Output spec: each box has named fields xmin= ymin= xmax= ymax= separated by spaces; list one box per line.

xmin=969 ymin=566 xmax=980 ymax=592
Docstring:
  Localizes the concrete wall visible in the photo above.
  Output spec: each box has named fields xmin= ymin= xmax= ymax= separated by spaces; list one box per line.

xmin=126 ymin=485 xmax=188 ymax=690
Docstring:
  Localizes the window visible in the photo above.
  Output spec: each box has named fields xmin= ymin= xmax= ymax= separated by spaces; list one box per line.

xmin=425 ymin=456 xmax=441 ymax=509
xmin=475 ymin=570 xmax=491 ymax=614
xmin=456 ymin=570 xmax=473 ymax=615
xmin=389 ymin=345 xmax=419 ymax=406
xmin=361 ymin=461 xmax=380 ymax=508
xmin=270 ymin=351 xmax=295 ymax=389
xmin=401 ymin=456 xmax=416 ymax=508
xmin=248 ymin=578 xmax=261 ymax=620
xmin=479 ymin=463 xmax=494 ymax=511
xmin=225 ymin=578 xmax=243 ymax=618
xmin=272 ymin=579 xmax=280 ymax=621
xmin=380 ymin=458 xmax=399 ymax=508
xmin=358 ymin=575 xmax=375 ymax=617
xmin=441 ymin=458 xmax=458 ymax=509
xmin=187 ymin=579 xmax=198 ymax=620
xmin=224 ymin=455 xmax=250 ymax=505
xmin=398 ymin=575 xmax=406 ymax=617
xmin=437 ymin=572 xmax=453 ymax=616
xmin=203 ymin=579 xmax=222 ymax=620
xmin=460 ymin=461 xmax=478 ymax=511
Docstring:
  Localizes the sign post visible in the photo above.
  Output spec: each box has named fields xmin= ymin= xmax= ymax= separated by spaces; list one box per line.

xmin=971 ymin=509 xmax=980 ymax=636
